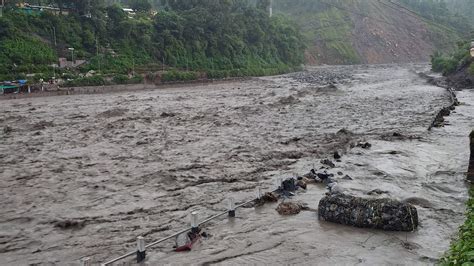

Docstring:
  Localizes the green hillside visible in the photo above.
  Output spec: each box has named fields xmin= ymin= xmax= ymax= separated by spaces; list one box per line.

xmin=0 ymin=0 xmax=305 ymax=82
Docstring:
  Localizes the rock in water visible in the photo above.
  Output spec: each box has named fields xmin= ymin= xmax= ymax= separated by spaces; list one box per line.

xmin=320 ymin=159 xmax=336 ymax=168
xmin=276 ymin=202 xmax=303 ymax=215
xmin=318 ymin=193 xmax=418 ymax=231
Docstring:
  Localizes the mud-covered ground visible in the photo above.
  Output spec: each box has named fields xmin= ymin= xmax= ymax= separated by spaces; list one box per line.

xmin=0 ymin=64 xmax=472 ymax=265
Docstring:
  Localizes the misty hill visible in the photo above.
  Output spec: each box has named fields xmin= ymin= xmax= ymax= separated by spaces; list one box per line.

xmin=273 ymin=0 xmax=471 ymax=65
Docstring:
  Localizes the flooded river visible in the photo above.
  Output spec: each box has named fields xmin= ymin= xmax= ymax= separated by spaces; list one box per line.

xmin=0 ymin=64 xmax=472 ymax=265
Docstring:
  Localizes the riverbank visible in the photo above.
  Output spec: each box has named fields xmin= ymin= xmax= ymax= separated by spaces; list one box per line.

xmin=418 ymin=70 xmax=474 ymax=265
xmin=0 ymin=77 xmax=249 ymax=100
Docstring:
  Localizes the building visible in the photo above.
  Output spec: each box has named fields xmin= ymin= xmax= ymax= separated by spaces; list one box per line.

xmin=17 ymin=2 xmax=70 ymax=15
xmin=122 ymin=8 xmax=136 ymax=17
xmin=0 ymin=84 xmax=19 ymax=95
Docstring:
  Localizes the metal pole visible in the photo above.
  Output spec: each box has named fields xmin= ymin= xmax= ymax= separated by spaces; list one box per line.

xmin=0 ymin=0 xmax=4 ymax=18
xmin=228 ymin=197 xmax=235 ymax=217
xmin=256 ymin=187 xmax=262 ymax=199
xmin=136 ymin=236 xmax=146 ymax=263
xmin=191 ymin=211 xmax=199 ymax=233
xmin=53 ymin=26 xmax=56 ymax=47
xmin=468 ymin=130 xmax=474 ymax=182
xmin=269 ymin=0 xmax=273 ymax=17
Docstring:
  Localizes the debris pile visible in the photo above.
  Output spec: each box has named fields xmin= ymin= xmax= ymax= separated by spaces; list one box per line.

xmin=276 ymin=202 xmax=305 ymax=215
xmin=174 ymin=229 xmax=208 ymax=252
xmin=318 ymin=193 xmax=418 ymax=231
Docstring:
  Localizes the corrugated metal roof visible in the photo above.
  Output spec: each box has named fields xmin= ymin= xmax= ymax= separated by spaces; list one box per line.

xmin=0 ymin=85 xmax=19 ymax=89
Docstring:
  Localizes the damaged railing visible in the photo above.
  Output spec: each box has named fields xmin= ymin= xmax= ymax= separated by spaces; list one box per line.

xmin=91 ymin=187 xmax=267 ymax=266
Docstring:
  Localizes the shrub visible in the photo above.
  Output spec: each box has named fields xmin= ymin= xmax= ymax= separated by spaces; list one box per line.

xmin=112 ymin=74 xmax=129 ymax=84
xmin=431 ymin=55 xmax=458 ymax=75
xmin=162 ymin=71 xmax=198 ymax=82
xmin=64 ymin=75 xmax=107 ymax=87
xmin=129 ymin=75 xmax=143 ymax=84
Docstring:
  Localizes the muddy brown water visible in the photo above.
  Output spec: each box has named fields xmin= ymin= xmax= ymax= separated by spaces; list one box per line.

xmin=0 ymin=64 xmax=472 ymax=265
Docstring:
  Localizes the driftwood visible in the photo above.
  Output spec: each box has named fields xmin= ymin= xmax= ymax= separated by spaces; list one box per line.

xmin=318 ymin=193 xmax=418 ymax=231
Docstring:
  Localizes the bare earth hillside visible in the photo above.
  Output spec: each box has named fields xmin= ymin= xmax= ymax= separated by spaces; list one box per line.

xmin=275 ymin=0 xmax=459 ymax=65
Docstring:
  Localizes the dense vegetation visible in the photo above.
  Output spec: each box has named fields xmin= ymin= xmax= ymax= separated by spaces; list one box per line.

xmin=441 ymin=185 xmax=474 ymax=265
xmin=443 ymin=0 xmax=474 ymax=25
xmin=431 ymin=41 xmax=471 ymax=75
xmin=0 ymin=0 xmax=305 ymax=83
xmin=398 ymin=0 xmax=472 ymax=34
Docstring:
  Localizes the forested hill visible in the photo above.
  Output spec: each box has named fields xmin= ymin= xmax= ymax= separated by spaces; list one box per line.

xmin=1 ymin=0 xmax=473 ymax=82
xmin=0 ymin=0 xmax=305 ymax=81
xmin=273 ymin=0 xmax=472 ymax=65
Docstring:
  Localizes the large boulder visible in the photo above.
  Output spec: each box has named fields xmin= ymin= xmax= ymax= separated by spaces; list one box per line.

xmin=318 ymin=193 xmax=418 ymax=231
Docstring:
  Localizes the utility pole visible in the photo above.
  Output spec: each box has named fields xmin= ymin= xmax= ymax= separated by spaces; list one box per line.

xmin=68 ymin=47 xmax=75 ymax=65
xmin=0 ymin=0 xmax=4 ymax=18
xmin=96 ymin=36 xmax=101 ymax=74
xmin=52 ymin=26 xmax=57 ymax=47
xmin=269 ymin=0 xmax=273 ymax=17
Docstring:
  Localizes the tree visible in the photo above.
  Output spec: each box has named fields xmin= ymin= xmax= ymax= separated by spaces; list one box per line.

xmin=256 ymin=0 xmax=270 ymax=11
xmin=129 ymin=0 xmax=151 ymax=12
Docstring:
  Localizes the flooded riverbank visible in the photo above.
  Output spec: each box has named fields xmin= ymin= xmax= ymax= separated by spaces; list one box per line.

xmin=0 ymin=64 xmax=472 ymax=265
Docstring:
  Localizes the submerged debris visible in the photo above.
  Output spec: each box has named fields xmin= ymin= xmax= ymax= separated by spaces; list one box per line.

xmin=249 ymin=192 xmax=280 ymax=207
xmin=3 ymin=125 xmax=12 ymax=134
xmin=262 ymin=192 xmax=280 ymax=202
xmin=32 ymin=120 xmax=54 ymax=130
xmin=276 ymin=177 xmax=307 ymax=196
xmin=318 ymin=193 xmax=418 ymax=231
xmin=320 ymin=159 xmax=336 ymax=168
xmin=367 ymin=189 xmax=389 ymax=195
xmin=356 ymin=142 xmax=372 ymax=149
xmin=160 ymin=112 xmax=176 ymax=118
xmin=174 ymin=229 xmax=208 ymax=252
xmin=296 ymin=179 xmax=307 ymax=190
xmin=53 ymin=219 xmax=86 ymax=229
xmin=276 ymin=202 xmax=304 ymax=215
xmin=98 ymin=108 xmax=128 ymax=118
xmin=380 ymin=132 xmax=422 ymax=141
